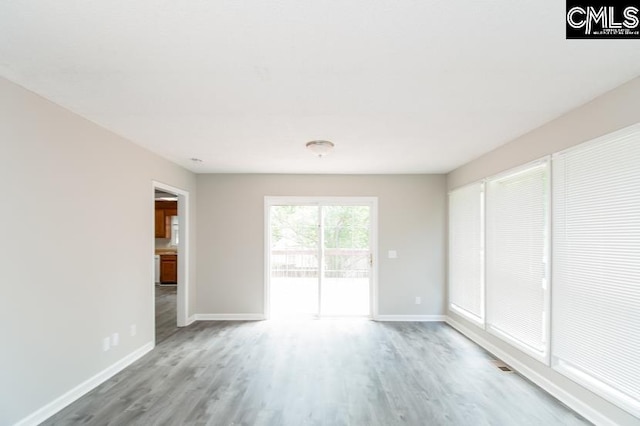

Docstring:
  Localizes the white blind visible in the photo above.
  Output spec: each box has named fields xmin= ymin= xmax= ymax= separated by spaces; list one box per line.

xmin=448 ymin=182 xmax=484 ymax=323
xmin=486 ymin=160 xmax=549 ymax=361
xmin=552 ymin=125 xmax=640 ymax=417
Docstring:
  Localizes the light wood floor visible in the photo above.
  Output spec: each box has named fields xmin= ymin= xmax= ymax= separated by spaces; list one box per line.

xmin=155 ymin=285 xmax=178 ymax=344
xmin=42 ymin=320 xmax=589 ymax=425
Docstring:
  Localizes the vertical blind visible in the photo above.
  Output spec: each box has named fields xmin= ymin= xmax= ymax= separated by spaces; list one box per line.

xmin=486 ymin=160 xmax=549 ymax=361
xmin=552 ymin=125 xmax=640 ymax=417
xmin=448 ymin=182 xmax=484 ymax=323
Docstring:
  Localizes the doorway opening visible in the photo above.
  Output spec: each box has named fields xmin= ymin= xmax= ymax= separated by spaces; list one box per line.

xmin=265 ymin=197 xmax=378 ymax=319
xmin=153 ymin=181 xmax=190 ymax=345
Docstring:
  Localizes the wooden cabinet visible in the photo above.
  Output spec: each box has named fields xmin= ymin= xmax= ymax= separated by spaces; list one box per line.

xmin=160 ymin=254 xmax=177 ymax=283
xmin=155 ymin=201 xmax=178 ymax=238
xmin=155 ymin=208 xmax=167 ymax=238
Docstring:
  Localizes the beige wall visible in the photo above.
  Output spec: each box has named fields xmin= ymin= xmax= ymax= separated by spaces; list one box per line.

xmin=448 ymin=76 xmax=640 ymax=190
xmin=0 ymin=77 xmax=197 ymax=425
xmin=446 ymin=76 xmax=640 ymax=425
xmin=196 ymin=174 xmax=446 ymax=317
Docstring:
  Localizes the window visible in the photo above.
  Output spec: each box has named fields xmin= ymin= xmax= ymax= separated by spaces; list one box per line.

xmin=170 ymin=216 xmax=179 ymax=247
xmin=485 ymin=159 xmax=550 ymax=362
xmin=448 ymin=182 xmax=484 ymax=324
xmin=552 ymin=124 xmax=640 ymax=417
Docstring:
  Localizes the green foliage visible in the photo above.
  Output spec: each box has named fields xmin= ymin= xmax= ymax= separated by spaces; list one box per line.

xmin=270 ymin=205 xmax=371 ymax=277
xmin=323 ymin=205 xmax=369 ymax=249
xmin=271 ymin=205 xmax=318 ymax=249
xmin=271 ymin=205 xmax=369 ymax=249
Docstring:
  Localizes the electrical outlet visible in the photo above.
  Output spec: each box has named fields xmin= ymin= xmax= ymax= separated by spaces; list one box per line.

xmin=130 ymin=324 xmax=137 ymax=337
xmin=111 ymin=333 xmax=120 ymax=347
xmin=388 ymin=250 xmax=397 ymax=259
xmin=102 ymin=337 xmax=110 ymax=352
xmin=415 ymin=296 xmax=422 ymax=305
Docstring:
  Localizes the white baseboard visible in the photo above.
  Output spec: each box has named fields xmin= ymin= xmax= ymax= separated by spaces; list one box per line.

xmin=185 ymin=315 xmax=196 ymax=326
xmin=195 ymin=313 xmax=265 ymax=321
xmin=374 ymin=315 xmax=446 ymax=322
xmin=445 ymin=317 xmax=617 ymax=426
xmin=14 ymin=342 xmax=154 ymax=426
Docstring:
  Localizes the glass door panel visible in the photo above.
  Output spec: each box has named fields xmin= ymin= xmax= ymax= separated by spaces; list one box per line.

xmin=270 ymin=205 xmax=320 ymax=317
xmin=321 ymin=205 xmax=371 ymax=316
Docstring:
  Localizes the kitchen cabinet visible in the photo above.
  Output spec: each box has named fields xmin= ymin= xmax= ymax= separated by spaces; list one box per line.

xmin=155 ymin=200 xmax=178 ymax=238
xmin=160 ymin=254 xmax=177 ymax=284
xmin=154 ymin=208 xmax=166 ymax=238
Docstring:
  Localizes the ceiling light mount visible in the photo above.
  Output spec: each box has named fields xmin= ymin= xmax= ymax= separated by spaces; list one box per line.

xmin=306 ymin=140 xmax=335 ymax=157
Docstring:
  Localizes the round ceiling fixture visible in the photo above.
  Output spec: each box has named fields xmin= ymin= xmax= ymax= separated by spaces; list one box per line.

xmin=305 ymin=140 xmax=335 ymax=157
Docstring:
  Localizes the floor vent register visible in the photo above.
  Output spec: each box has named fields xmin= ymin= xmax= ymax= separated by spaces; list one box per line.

xmin=491 ymin=359 xmax=514 ymax=372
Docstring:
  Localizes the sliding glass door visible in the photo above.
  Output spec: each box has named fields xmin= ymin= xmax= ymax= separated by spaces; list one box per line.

xmin=268 ymin=199 xmax=374 ymax=318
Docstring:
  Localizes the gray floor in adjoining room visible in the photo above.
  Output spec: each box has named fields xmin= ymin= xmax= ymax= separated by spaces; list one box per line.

xmin=42 ymin=320 xmax=589 ymax=426
xmin=155 ymin=284 xmax=178 ymax=344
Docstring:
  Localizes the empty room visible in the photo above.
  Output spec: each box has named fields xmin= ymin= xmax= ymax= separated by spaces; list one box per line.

xmin=1 ymin=1 xmax=639 ymax=425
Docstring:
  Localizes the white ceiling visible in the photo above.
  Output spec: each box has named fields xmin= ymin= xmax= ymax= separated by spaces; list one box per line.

xmin=1 ymin=1 xmax=639 ymax=174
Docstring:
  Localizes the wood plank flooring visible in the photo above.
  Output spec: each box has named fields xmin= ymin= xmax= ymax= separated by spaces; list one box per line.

xmin=42 ymin=320 xmax=589 ymax=426
xmin=155 ymin=285 xmax=178 ymax=344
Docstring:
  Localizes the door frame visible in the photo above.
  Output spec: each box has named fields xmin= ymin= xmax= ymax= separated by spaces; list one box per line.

xmin=152 ymin=181 xmax=190 ymax=344
xmin=264 ymin=196 xmax=379 ymax=320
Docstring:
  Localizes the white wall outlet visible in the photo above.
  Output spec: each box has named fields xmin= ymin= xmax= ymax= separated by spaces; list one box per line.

xmin=130 ymin=324 xmax=137 ymax=337
xmin=111 ymin=333 xmax=120 ymax=347
xmin=388 ymin=250 xmax=397 ymax=259
xmin=415 ymin=296 xmax=422 ymax=305
xmin=102 ymin=337 xmax=110 ymax=352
